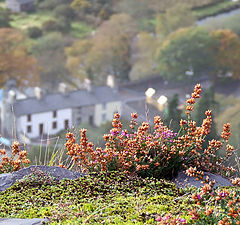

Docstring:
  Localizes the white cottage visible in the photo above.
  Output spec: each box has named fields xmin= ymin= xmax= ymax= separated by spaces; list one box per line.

xmin=1 ymin=79 xmax=122 ymax=141
xmin=6 ymin=0 xmax=35 ymax=12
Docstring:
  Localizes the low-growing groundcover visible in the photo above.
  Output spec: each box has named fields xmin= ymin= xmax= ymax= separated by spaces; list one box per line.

xmin=0 ymin=171 xmax=191 ymax=224
xmin=0 ymin=170 xmax=239 ymax=224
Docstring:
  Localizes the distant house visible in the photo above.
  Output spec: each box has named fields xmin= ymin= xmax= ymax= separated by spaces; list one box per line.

xmin=0 ymin=77 xmax=129 ymax=141
xmin=6 ymin=0 xmax=35 ymax=12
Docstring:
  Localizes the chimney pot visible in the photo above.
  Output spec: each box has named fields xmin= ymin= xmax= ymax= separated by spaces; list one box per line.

xmin=34 ymin=87 xmax=42 ymax=100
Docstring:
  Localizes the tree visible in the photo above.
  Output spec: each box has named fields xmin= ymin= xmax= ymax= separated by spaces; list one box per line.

xmin=155 ymin=4 xmax=195 ymax=38
xmin=0 ymin=28 xmax=39 ymax=87
xmin=129 ymin=32 xmax=158 ymax=81
xmin=65 ymin=39 xmax=93 ymax=82
xmin=211 ymin=29 xmax=240 ymax=80
xmin=165 ymin=94 xmax=182 ymax=132
xmin=65 ymin=13 xmax=137 ymax=83
xmin=32 ymin=32 xmax=68 ymax=87
xmin=156 ymin=27 xmax=215 ymax=82
xmin=114 ymin=0 xmax=151 ymax=22
xmin=0 ymin=8 xmax=11 ymax=28
xmin=71 ymin=0 xmax=91 ymax=12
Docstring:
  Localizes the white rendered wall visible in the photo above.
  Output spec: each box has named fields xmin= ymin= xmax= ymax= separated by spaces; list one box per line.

xmin=94 ymin=101 xmax=122 ymax=127
xmin=17 ymin=108 xmax=72 ymax=139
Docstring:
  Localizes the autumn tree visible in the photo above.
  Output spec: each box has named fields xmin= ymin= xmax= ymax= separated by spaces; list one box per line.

xmin=129 ymin=32 xmax=158 ymax=81
xmin=0 ymin=28 xmax=39 ymax=87
xmin=65 ymin=13 xmax=137 ymax=83
xmin=211 ymin=29 xmax=240 ymax=80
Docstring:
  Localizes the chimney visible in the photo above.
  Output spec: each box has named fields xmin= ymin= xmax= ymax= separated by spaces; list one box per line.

xmin=8 ymin=90 xmax=16 ymax=104
xmin=106 ymin=75 xmax=116 ymax=89
xmin=83 ymin=79 xmax=92 ymax=92
xmin=58 ymin=83 xmax=68 ymax=95
xmin=34 ymin=87 xmax=42 ymax=100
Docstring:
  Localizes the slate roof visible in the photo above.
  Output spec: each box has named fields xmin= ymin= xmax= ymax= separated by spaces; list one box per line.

xmin=13 ymin=86 xmax=124 ymax=117
xmin=15 ymin=0 xmax=35 ymax=3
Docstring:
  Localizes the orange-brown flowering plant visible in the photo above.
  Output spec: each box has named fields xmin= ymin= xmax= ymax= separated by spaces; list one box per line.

xmin=64 ymin=84 xmax=237 ymax=180
xmin=187 ymin=174 xmax=240 ymax=225
xmin=0 ymin=141 xmax=31 ymax=173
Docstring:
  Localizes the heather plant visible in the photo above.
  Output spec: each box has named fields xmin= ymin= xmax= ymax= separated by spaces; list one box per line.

xmin=185 ymin=169 xmax=240 ymax=225
xmin=0 ymin=141 xmax=31 ymax=174
xmin=65 ymin=84 xmax=237 ymax=179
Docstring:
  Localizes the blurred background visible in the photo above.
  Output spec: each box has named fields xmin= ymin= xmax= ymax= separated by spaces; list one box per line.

xmin=0 ymin=0 xmax=240 ymax=164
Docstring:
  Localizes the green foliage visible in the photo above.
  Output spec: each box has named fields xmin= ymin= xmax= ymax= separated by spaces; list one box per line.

xmin=0 ymin=7 xmax=11 ymax=28
xmin=129 ymin=32 xmax=158 ymax=81
xmin=155 ymin=4 xmax=195 ymax=38
xmin=156 ymin=27 xmax=215 ymax=82
xmin=193 ymin=0 xmax=240 ymax=19
xmin=199 ymin=11 xmax=240 ymax=36
xmin=31 ymin=32 xmax=65 ymax=54
xmin=54 ymin=4 xmax=75 ymax=21
xmin=27 ymin=26 xmax=43 ymax=39
xmin=0 ymin=171 xmax=190 ymax=224
xmin=18 ymin=168 xmax=59 ymax=187
xmin=165 ymin=94 xmax=182 ymax=132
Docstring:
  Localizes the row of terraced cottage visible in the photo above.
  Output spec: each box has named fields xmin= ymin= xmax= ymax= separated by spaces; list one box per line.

xmin=0 ymin=76 xmax=146 ymax=144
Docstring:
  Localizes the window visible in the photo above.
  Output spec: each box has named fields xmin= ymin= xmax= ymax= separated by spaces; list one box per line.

xmin=53 ymin=111 xmax=57 ymax=118
xmin=52 ymin=121 xmax=57 ymax=129
xmin=39 ymin=123 xmax=44 ymax=136
xmin=64 ymin=120 xmax=69 ymax=130
xmin=27 ymin=125 xmax=32 ymax=133
xmin=27 ymin=114 xmax=31 ymax=122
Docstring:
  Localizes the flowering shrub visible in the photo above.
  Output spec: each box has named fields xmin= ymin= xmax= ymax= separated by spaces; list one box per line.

xmin=0 ymin=141 xmax=31 ymax=174
xmin=186 ymin=174 xmax=240 ymax=225
xmin=65 ymin=84 xmax=236 ymax=179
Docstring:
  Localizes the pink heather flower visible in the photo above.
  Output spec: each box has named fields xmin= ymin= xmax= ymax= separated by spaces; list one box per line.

xmin=156 ymin=216 xmax=162 ymax=222
xmin=179 ymin=218 xmax=186 ymax=223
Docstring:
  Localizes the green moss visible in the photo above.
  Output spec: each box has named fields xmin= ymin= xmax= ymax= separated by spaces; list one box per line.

xmin=0 ymin=172 xmax=192 ymax=224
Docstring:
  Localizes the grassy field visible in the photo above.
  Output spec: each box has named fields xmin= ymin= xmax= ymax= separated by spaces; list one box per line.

xmin=10 ymin=11 xmax=54 ymax=30
xmin=70 ymin=22 xmax=93 ymax=38
xmin=193 ymin=0 xmax=240 ymax=19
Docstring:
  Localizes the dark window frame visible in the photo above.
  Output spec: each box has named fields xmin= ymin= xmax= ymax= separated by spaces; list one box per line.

xmin=27 ymin=114 xmax=31 ymax=122
xmin=52 ymin=121 xmax=57 ymax=129
xmin=53 ymin=111 xmax=57 ymax=118
xmin=27 ymin=125 xmax=32 ymax=133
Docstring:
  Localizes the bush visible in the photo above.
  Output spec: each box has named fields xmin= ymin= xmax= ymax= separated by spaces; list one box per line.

xmin=42 ymin=19 xmax=58 ymax=32
xmin=27 ymin=26 xmax=43 ymax=39
xmin=64 ymin=84 xmax=237 ymax=179
xmin=31 ymin=32 xmax=64 ymax=54
xmin=54 ymin=4 xmax=75 ymax=21
xmin=42 ymin=18 xmax=71 ymax=33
